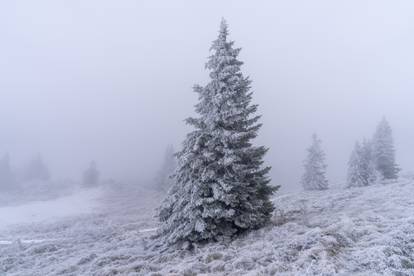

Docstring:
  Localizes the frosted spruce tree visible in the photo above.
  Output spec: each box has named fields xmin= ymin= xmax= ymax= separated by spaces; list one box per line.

xmin=302 ymin=134 xmax=329 ymax=191
xmin=372 ymin=118 xmax=399 ymax=180
xmin=158 ymin=20 xmax=276 ymax=245
xmin=347 ymin=140 xmax=376 ymax=188
xmin=359 ymin=139 xmax=377 ymax=185
xmin=154 ymin=145 xmax=176 ymax=192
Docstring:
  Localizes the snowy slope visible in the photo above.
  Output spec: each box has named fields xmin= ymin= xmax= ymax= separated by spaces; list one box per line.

xmin=1 ymin=179 xmax=414 ymax=275
xmin=0 ymin=187 xmax=103 ymax=230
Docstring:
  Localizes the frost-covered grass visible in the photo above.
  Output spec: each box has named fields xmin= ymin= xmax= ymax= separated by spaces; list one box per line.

xmin=1 ymin=179 xmax=414 ymax=275
xmin=0 ymin=184 xmax=161 ymax=276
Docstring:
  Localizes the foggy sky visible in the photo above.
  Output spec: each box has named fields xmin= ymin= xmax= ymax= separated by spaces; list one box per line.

xmin=1 ymin=0 xmax=414 ymax=191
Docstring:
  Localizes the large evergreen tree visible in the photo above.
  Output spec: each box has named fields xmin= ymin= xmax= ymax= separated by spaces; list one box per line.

xmin=347 ymin=140 xmax=376 ymax=188
xmin=302 ymin=134 xmax=329 ymax=191
xmin=158 ymin=20 xmax=276 ymax=245
xmin=372 ymin=118 xmax=399 ymax=180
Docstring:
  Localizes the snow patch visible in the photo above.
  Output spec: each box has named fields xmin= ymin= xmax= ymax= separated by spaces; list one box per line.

xmin=0 ymin=187 xmax=103 ymax=229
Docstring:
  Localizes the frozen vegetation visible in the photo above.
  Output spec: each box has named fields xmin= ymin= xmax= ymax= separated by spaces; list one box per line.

xmin=302 ymin=134 xmax=329 ymax=191
xmin=1 ymin=8 xmax=412 ymax=276
xmin=158 ymin=19 xmax=276 ymax=245
xmin=0 ymin=177 xmax=413 ymax=275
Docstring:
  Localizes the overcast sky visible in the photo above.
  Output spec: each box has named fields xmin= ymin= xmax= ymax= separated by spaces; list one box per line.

xmin=1 ymin=1 xmax=414 ymax=190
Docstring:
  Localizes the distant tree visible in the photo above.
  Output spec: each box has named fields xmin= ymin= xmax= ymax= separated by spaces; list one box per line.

xmin=302 ymin=134 xmax=329 ymax=191
xmin=154 ymin=145 xmax=176 ymax=192
xmin=0 ymin=154 xmax=16 ymax=190
xmin=82 ymin=161 xmax=100 ymax=188
xmin=23 ymin=154 xmax=50 ymax=182
xmin=372 ymin=118 xmax=399 ymax=180
xmin=347 ymin=140 xmax=376 ymax=188
xmin=347 ymin=142 xmax=363 ymax=188
xmin=158 ymin=19 xmax=276 ymax=245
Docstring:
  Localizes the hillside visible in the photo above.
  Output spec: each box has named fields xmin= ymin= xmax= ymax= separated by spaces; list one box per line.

xmin=1 ymin=179 xmax=414 ymax=275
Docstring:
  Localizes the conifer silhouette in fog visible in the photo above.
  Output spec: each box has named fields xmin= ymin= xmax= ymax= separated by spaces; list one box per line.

xmin=0 ymin=154 xmax=16 ymax=191
xmin=347 ymin=139 xmax=377 ymax=188
xmin=82 ymin=161 xmax=100 ymax=188
xmin=154 ymin=145 xmax=176 ymax=192
xmin=22 ymin=154 xmax=50 ymax=182
xmin=372 ymin=118 xmax=399 ymax=180
xmin=302 ymin=134 xmax=329 ymax=191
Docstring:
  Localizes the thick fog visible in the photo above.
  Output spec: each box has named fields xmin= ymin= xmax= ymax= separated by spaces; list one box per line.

xmin=1 ymin=0 xmax=414 ymax=191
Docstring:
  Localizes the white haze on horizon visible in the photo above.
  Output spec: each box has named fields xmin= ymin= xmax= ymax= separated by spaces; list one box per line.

xmin=1 ymin=0 xmax=414 ymax=191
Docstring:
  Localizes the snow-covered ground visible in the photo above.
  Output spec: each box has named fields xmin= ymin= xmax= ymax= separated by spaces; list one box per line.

xmin=0 ymin=187 xmax=103 ymax=230
xmin=1 ymin=179 xmax=414 ymax=275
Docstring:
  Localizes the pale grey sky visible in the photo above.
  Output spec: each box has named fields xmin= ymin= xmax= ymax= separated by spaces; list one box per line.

xmin=1 ymin=1 xmax=414 ymax=190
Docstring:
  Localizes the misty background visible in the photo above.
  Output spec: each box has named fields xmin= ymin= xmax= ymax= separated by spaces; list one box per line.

xmin=1 ymin=0 xmax=413 ymax=192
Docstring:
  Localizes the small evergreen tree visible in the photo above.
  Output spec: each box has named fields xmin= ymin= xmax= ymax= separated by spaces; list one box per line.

xmin=23 ymin=154 xmax=50 ymax=182
xmin=82 ymin=161 xmax=100 ymax=188
xmin=0 ymin=154 xmax=15 ymax=191
xmin=302 ymin=134 xmax=329 ymax=191
xmin=347 ymin=141 xmax=362 ymax=187
xmin=158 ymin=19 xmax=276 ymax=245
xmin=347 ymin=140 xmax=376 ymax=188
xmin=372 ymin=118 xmax=399 ymax=180
xmin=154 ymin=145 xmax=176 ymax=192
